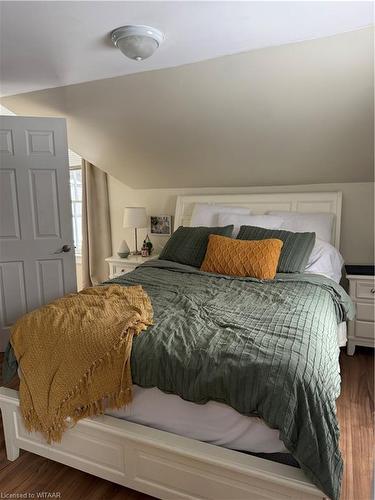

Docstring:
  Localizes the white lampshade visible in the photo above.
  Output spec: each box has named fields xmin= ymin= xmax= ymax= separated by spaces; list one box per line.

xmin=123 ymin=207 xmax=148 ymax=228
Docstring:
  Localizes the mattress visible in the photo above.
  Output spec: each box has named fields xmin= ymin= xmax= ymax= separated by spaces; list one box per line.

xmin=107 ymin=322 xmax=347 ymax=454
xmin=106 ymin=385 xmax=287 ymax=453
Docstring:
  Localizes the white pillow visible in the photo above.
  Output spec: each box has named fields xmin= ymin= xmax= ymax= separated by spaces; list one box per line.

xmin=305 ymin=239 xmax=344 ymax=283
xmin=268 ymin=211 xmax=334 ymax=243
xmin=190 ymin=203 xmax=249 ymax=227
xmin=218 ymin=213 xmax=284 ymax=237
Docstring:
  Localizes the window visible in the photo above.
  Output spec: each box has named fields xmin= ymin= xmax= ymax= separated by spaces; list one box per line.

xmin=69 ymin=167 xmax=82 ymax=255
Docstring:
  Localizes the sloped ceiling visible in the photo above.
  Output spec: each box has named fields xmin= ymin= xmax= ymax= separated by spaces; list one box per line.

xmin=1 ymin=0 xmax=372 ymax=96
xmin=2 ymin=27 xmax=373 ymax=189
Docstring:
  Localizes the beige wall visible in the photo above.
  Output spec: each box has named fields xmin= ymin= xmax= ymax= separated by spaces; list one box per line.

xmin=2 ymin=27 xmax=373 ymax=189
xmin=108 ymin=179 xmax=374 ymax=265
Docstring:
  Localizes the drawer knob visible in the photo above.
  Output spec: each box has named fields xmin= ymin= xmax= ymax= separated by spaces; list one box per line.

xmin=371 ymin=288 xmax=375 ymax=294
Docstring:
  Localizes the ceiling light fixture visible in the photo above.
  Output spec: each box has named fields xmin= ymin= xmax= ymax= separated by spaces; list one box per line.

xmin=111 ymin=25 xmax=164 ymax=62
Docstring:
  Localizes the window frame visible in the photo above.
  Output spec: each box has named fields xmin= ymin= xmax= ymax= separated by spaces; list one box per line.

xmin=69 ymin=165 xmax=83 ymax=257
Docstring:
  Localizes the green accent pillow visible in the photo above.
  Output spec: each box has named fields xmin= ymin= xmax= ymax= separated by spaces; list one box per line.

xmin=237 ymin=225 xmax=316 ymax=273
xmin=160 ymin=225 xmax=234 ymax=268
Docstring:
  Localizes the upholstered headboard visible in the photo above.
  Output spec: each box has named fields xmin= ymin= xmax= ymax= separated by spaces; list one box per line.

xmin=174 ymin=192 xmax=342 ymax=249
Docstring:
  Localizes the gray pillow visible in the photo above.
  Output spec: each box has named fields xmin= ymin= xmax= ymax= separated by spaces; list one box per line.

xmin=160 ymin=225 xmax=234 ymax=268
xmin=236 ymin=225 xmax=315 ymax=273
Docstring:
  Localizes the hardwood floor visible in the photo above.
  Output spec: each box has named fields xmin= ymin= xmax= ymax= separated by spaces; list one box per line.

xmin=0 ymin=348 xmax=373 ymax=500
xmin=337 ymin=347 xmax=374 ymax=500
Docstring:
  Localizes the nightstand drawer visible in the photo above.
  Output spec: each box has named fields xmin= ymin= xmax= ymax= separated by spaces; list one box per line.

xmin=356 ymin=302 xmax=375 ymax=322
xmin=354 ymin=321 xmax=375 ymax=340
xmin=106 ymin=255 xmax=160 ymax=280
xmin=356 ymin=280 xmax=375 ymax=300
xmin=113 ymin=264 xmax=133 ymax=275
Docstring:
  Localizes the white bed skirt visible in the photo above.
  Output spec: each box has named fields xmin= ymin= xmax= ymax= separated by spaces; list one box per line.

xmin=337 ymin=321 xmax=347 ymax=347
xmin=107 ymin=385 xmax=287 ymax=453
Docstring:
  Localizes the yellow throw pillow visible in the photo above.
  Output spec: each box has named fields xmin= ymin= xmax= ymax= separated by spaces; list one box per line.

xmin=200 ymin=234 xmax=283 ymax=280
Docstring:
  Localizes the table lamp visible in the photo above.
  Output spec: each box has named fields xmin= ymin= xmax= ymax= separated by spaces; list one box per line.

xmin=123 ymin=207 xmax=148 ymax=255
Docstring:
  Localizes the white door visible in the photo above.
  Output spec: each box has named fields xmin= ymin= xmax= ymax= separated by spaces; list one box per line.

xmin=0 ymin=116 xmax=76 ymax=350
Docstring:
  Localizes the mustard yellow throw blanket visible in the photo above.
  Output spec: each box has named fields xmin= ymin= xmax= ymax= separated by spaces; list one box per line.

xmin=11 ymin=284 xmax=153 ymax=443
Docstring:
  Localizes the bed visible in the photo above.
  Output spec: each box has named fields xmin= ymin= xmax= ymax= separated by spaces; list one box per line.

xmin=0 ymin=191 xmax=351 ymax=500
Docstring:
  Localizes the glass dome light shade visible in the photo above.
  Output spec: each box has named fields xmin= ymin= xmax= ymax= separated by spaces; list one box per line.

xmin=116 ymin=35 xmax=159 ymax=61
xmin=112 ymin=25 xmax=164 ymax=61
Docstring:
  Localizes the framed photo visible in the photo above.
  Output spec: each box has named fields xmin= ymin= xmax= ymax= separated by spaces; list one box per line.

xmin=150 ymin=215 xmax=172 ymax=236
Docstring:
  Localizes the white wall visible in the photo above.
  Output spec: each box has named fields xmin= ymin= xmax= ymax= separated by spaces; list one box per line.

xmin=108 ymin=179 xmax=374 ymax=265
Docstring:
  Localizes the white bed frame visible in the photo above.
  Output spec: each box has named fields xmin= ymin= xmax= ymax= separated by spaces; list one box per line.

xmin=0 ymin=192 xmax=342 ymax=500
xmin=174 ymin=191 xmax=342 ymax=248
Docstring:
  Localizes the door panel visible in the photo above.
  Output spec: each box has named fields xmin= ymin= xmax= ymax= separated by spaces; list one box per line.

xmin=0 ymin=169 xmax=21 ymax=239
xmin=29 ymin=169 xmax=61 ymax=238
xmin=0 ymin=129 xmax=14 ymax=155
xmin=0 ymin=262 xmax=27 ymax=327
xmin=0 ymin=116 xmax=76 ymax=350
xmin=36 ymin=259 xmax=65 ymax=305
xmin=26 ymin=130 xmax=55 ymax=156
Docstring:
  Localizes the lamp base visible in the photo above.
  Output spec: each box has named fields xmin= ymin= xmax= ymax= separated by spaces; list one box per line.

xmin=133 ymin=227 xmax=142 ymax=255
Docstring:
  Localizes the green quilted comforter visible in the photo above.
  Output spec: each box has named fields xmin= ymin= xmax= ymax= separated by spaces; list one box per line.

xmin=4 ymin=260 xmax=354 ymax=499
xmin=108 ymin=260 xmax=354 ymax=500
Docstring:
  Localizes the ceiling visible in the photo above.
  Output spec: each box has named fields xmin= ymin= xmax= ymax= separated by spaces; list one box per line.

xmin=0 ymin=1 xmax=373 ymax=97
xmin=3 ymin=28 xmax=372 ymax=189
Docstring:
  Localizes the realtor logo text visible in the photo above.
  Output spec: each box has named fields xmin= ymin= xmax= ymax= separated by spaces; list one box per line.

xmin=1 ymin=493 xmax=61 ymax=499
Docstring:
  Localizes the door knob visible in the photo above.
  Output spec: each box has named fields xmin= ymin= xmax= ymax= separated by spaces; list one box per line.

xmin=55 ymin=245 xmax=71 ymax=254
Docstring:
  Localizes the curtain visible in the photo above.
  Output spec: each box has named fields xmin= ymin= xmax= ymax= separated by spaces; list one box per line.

xmin=81 ymin=159 xmax=112 ymax=288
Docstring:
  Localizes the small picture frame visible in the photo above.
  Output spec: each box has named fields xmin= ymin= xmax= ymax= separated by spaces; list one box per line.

xmin=150 ymin=215 xmax=172 ymax=236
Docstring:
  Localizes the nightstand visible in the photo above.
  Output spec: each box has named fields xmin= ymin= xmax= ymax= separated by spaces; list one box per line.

xmin=346 ymin=273 xmax=375 ymax=355
xmin=105 ymin=254 xmax=159 ymax=279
